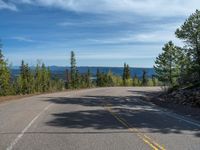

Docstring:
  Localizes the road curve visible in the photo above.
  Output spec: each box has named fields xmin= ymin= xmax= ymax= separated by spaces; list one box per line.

xmin=0 ymin=87 xmax=200 ymax=150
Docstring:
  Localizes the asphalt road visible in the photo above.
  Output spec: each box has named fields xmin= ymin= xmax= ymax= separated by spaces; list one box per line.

xmin=0 ymin=87 xmax=200 ymax=150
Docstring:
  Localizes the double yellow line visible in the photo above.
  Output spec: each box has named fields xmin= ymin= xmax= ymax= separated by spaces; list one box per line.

xmin=105 ymin=106 xmax=166 ymax=150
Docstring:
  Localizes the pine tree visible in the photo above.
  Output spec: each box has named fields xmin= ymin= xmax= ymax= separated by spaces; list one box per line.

xmin=18 ymin=60 xmax=34 ymax=94
xmin=177 ymin=47 xmax=193 ymax=85
xmin=86 ymin=68 xmax=91 ymax=87
xmin=41 ymin=63 xmax=49 ymax=92
xmin=75 ymin=68 xmax=80 ymax=88
xmin=47 ymin=67 xmax=51 ymax=90
xmin=96 ymin=68 xmax=100 ymax=86
xmin=154 ymin=41 xmax=180 ymax=86
xmin=70 ymin=51 xmax=77 ymax=88
xmin=126 ymin=64 xmax=131 ymax=79
xmin=123 ymin=63 xmax=126 ymax=83
xmin=142 ymin=69 xmax=148 ymax=86
xmin=35 ymin=63 xmax=42 ymax=92
xmin=0 ymin=46 xmax=11 ymax=96
xmin=123 ymin=63 xmax=131 ymax=86
xmin=175 ymin=9 xmax=200 ymax=83
xmin=19 ymin=60 xmax=27 ymax=94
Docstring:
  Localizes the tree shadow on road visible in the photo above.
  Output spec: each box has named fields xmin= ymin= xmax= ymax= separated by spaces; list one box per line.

xmin=46 ymin=109 xmax=126 ymax=130
xmin=43 ymin=90 xmax=200 ymax=138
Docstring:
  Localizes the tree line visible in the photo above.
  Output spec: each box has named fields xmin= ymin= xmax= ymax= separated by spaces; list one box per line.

xmin=0 ymin=47 xmax=64 ymax=96
xmin=67 ymin=51 xmax=160 ymax=89
xmin=154 ymin=10 xmax=200 ymax=90
xmin=0 ymin=46 xmax=160 ymax=96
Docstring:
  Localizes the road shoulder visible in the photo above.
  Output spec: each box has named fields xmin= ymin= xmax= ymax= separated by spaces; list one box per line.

xmin=140 ymin=90 xmax=200 ymax=122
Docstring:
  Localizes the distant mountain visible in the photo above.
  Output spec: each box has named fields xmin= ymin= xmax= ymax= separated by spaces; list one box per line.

xmin=11 ymin=66 xmax=155 ymax=80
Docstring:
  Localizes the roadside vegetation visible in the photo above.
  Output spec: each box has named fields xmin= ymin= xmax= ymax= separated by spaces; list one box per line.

xmin=154 ymin=10 xmax=200 ymax=106
xmin=154 ymin=10 xmax=200 ymax=89
xmin=0 ymin=48 xmax=64 ymax=96
xmin=0 ymin=49 xmax=159 ymax=97
xmin=66 ymin=51 xmax=160 ymax=89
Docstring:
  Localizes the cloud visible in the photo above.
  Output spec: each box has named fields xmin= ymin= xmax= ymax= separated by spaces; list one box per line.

xmin=1 ymin=0 xmax=199 ymax=17
xmin=57 ymin=19 xmax=121 ymax=27
xmin=87 ymin=31 xmax=182 ymax=45
xmin=0 ymin=0 xmax=17 ymax=11
xmin=10 ymin=36 xmax=35 ymax=42
xmin=6 ymin=0 xmax=200 ymax=17
xmin=76 ymin=53 xmax=155 ymax=60
xmin=84 ymin=20 xmax=184 ymax=46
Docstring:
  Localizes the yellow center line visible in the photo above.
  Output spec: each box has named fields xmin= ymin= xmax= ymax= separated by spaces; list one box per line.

xmin=143 ymin=135 xmax=165 ymax=150
xmin=118 ymin=116 xmax=165 ymax=150
xmin=104 ymin=105 xmax=166 ymax=150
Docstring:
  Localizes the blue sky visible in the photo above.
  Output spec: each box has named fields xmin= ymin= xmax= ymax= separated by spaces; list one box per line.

xmin=0 ymin=0 xmax=199 ymax=67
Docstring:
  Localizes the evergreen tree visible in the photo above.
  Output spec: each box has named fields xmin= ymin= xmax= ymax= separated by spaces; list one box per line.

xmin=123 ymin=63 xmax=131 ymax=86
xmin=175 ymin=9 xmax=200 ymax=83
xmin=142 ymin=69 xmax=148 ymax=86
xmin=177 ymin=48 xmax=193 ymax=85
xmin=15 ymin=75 xmax=23 ymax=94
xmin=70 ymin=51 xmax=77 ymax=88
xmin=0 ymin=45 xmax=11 ymax=96
xmin=96 ymin=68 xmax=100 ymax=86
xmin=35 ymin=63 xmax=42 ymax=92
xmin=123 ymin=63 xmax=126 ymax=85
xmin=86 ymin=68 xmax=91 ymax=87
xmin=154 ymin=41 xmax=180 ymax=86
xmin=126 ymin=64 xmax=131 ymax=79
xmin=18 ymin=61 xmax=34 ymax=94
xmin=75 ymin=68 xmax=81 ymax=88
xmin=35 ymin=62 xmax=53 ymax=92
xmin=41 ymin=63 xmax=50 ymax=92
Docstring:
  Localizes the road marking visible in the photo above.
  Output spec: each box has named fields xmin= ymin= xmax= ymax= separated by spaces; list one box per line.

xmin=133 ymin=98 xmax=200 ymax=128
xmin=6 ymin=104 xmax=53 ymax=150
xmin=163 ymin=112 xmax=200 ymax=128
xmin=105 ymin=106 xmax=166 ymax=150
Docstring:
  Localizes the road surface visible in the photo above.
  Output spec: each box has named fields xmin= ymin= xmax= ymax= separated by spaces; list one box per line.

xmin=0 ymin=87 xmax=200 ymax=150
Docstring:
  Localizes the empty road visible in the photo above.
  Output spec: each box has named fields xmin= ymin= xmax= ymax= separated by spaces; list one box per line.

xmin=0 ymin=87 xmax=200 ymax=150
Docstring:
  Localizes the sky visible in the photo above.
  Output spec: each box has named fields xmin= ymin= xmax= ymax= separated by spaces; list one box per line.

xmin=0 ymin=0 xmax=199 ymax=67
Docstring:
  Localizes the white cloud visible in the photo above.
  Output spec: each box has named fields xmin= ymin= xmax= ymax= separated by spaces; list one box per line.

xmin=85 ymin=20 xmax=184 ymax=45
xmin=0 ymin=0 xmax=17 ymax=11
xmin=10 ymin=36 xmax=35 ymax=42
xmin=76 ymin=53 xmax=154 ymax=60
xmin=7 ymin=0 xmax=200 ymax=17
xmin=87 ymin=30 xmax=183 ymax=46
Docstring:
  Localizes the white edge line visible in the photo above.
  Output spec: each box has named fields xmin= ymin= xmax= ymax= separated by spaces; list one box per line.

xmin=136 ymin=97 xmax=200 ymax=128
xmin=6 ymin=104 xmax=53 ymax=150
xmin=163 ymin=111 xmax=200 ymax=128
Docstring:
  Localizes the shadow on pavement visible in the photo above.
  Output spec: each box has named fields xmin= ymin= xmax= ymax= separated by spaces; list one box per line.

xmin=43 ymin=89 xmax=200 ymax=138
